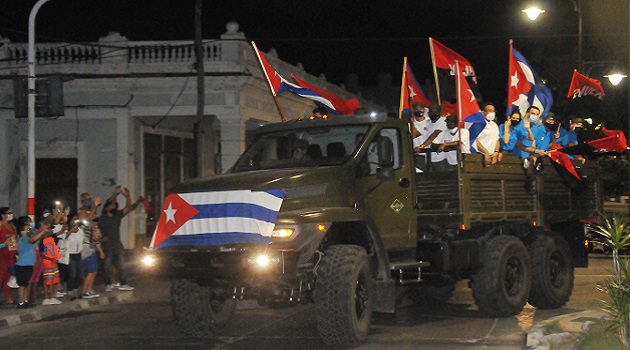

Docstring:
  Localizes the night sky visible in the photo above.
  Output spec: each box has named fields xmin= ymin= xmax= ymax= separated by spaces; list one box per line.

xmin=1 ymin=0 xmax=627 ymax=118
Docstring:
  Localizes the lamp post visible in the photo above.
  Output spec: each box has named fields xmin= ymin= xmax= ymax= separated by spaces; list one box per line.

xmin=523 ymin=0 xmax=583 ymax=72
xmin=27 ymin=0 xmax=51 ymax=221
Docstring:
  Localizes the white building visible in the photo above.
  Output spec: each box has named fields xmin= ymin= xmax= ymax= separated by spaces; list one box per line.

xmin=0 ymin=22 xmax=368 ymax=249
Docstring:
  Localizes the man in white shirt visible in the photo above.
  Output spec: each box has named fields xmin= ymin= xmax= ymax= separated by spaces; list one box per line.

xmin=409 ymin=102 xmax=429 ymax=172
xmin=473 ymin=102 xmax=500 ymax=166
xmin=433 ymin=115 xmax=469 ymax=171
xmin=414 ymin=104 xmax=447 ymax=171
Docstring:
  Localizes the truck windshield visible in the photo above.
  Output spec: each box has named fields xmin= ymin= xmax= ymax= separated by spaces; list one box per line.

xmin=232 ymin=125 xmax=370 ymax=172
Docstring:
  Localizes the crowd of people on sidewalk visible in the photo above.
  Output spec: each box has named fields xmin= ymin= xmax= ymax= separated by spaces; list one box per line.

xmin=0 ymin=186 xmax=140 ymax=309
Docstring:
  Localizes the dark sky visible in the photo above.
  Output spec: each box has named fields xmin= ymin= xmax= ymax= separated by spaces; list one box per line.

xmin=1 ymin=0 xmax=627 ymax=114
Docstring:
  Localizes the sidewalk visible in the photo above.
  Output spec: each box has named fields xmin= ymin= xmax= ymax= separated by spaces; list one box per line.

xmin=0 ymin=288 xmax=135 ymax=330
xmin=0 ymin=249 xmax=141 ymax=331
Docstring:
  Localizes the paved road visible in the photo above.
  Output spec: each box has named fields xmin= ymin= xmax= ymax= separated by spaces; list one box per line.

xmin=0 ymin=255 xmax=614 ymax=350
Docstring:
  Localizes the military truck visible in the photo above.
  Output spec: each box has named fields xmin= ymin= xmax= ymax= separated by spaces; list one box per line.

xmin=145 ymin=114 xmax=599 ymax=346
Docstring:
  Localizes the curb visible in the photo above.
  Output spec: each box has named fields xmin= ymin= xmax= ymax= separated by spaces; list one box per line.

xmin=525 ymin=309 xmax=608 ymax=349
xmin=0 ymin=291 xmax=134 ymax=331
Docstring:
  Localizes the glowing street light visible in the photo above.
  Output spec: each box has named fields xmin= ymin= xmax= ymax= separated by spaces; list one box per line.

xmin=522 ymin=7 xmax=545 ymax=20
xmin=604 ymin=73 xmax=627 ymax=86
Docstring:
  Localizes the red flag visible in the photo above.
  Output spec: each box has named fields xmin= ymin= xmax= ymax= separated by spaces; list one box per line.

xmin=507 ymin=42 xmax=532 ymax=115
xmin=291 ymin=75 xmax=361 ymax=115
xmin=548 ymin=148 xmax=581 ymax=180
xmin=430 ymin=38 xmax=480 ymax=104
xmin=565 ymin=70 xmax=605 ymax=120
xmin=588 ymin=127 xmax=627 ymax=153
xmin=401 ymin=61 xmax=432 ymax=113
xmin=566 ymin=70 xmax=605 ymax=100
xmin=558 ymin=128 xmax=628 ymax=155
xmin=252 ymin=41 xmax=284 ymax=96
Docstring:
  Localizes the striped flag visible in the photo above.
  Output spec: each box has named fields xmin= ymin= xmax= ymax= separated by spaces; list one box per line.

xmin=150 ymin=190 xmax=284 ymax=249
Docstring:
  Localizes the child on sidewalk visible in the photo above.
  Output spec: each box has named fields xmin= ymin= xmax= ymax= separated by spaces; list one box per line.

xmin=39 ymin=223 xmax=62 ymax=305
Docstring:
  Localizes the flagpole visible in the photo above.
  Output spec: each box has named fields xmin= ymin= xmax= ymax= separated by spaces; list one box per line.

xmin=251 ymin=41 xmax=288 ymax=122
xmin=455 ymin=60 xmax=463 ymax=164
xmin=398 ymin=57 xmax=407 ymax=119
xmin=429 ymin=37 xmax=441 ymax=105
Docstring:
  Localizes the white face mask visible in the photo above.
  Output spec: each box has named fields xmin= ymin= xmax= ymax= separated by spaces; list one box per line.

xmin=6 ymin=214 xmax=13 ymax=221
xmin=529 ymin=115 xmax=540 ymax=124
xmin=448 ymin=126 xmax=458 ymax=133
xmin=485 ymin=112 xmax=496 ymax=121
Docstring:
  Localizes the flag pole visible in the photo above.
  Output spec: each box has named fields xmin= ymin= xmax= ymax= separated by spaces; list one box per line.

xmin=398 ymin=57 xmax=407 ymax=119
xmin=251 ymin=41 xmax=288 ymax=122
xmin=429 ymin=37 xmax=441 ymax=105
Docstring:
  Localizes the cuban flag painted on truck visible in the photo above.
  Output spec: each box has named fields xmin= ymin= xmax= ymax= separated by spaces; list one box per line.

xmin=149 ymin=190 xmax=284 ymax=249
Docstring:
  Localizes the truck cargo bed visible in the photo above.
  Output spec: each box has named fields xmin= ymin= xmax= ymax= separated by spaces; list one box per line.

xmin=416 ymin=154 xmax=601 ymax=229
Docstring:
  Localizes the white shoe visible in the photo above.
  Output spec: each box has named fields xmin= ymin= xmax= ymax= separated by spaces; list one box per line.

xmin=117 ymin=285 xmax=134 ymax=291
xmin=105 ymin=285 xmax=113 ymax=292
xmin=55 ymin=291 xmax=66 ymax=298
xmin=49 ymin=298 xmax=62 ymax=305
xmin=112 ymin=283 xmax=120 ymax=289
xmin=42 ymin=299 xmax=53 ymax=305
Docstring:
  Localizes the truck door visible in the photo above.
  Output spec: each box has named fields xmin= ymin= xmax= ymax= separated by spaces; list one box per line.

xmin=356 ymin=127 xmax=416 ymax=251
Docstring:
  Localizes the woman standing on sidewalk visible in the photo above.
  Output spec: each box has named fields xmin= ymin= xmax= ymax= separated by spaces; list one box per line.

xmin=0 ymin=207 xmax=17 ymax=305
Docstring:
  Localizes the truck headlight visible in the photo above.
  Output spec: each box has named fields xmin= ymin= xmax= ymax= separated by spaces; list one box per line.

xmin=142 ymin=254 xmax=157 ymax=267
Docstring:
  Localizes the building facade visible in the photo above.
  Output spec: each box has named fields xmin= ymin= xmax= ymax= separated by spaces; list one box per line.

xmin=0 ymin=22 xmax=367 ymax=249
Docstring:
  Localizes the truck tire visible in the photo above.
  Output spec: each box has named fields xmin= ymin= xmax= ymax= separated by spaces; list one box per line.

xmin=471 ymin=235 xmax=531 ymax=317
xmin=408 ymin=283 xmax=455 ymax=306
xmin=200 ymin=286 xmax=237 ymax=328
xmin=527 ymin=234 xmax=574 ymax=309
xmin=171 ymin=279 xmax=236 ymax=337
xmin=314 ymin=245 xmax=374 ymax=346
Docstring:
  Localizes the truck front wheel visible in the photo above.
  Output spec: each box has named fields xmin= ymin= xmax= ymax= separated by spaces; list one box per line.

xmin=314 ymin=245 xmax=374 ymax=346
xmin=471 ymin=235 xmax=531 ymax=317
xmin=527 ymin=234 xmax=574 ymax=308
xmin=171 ymin=279 xmax=236 ymax=337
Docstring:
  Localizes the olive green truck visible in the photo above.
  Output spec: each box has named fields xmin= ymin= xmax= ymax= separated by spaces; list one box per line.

xmin=146 ymin=114 xmax=599 ymax=346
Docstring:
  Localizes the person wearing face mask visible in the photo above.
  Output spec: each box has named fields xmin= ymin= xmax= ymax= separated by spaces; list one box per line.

xmin=409 ymin=102 xmax=429 ymax=172
xmin=473 ymin=102 xmax=501 ymax=165
xmin=99 ymin=186 xmax=141 ymax=292
xmin=513 ymin=106 xmax=544 ymax=162
xmin=499 ymin=110 xmax=521 ymax=153
xmin=432 ymin=115 xmax=470 ymax=171
xmin=0 ymin=207 xmax=17 ymax=305
xmin=414 ymin=104 xmax=447 ymax=171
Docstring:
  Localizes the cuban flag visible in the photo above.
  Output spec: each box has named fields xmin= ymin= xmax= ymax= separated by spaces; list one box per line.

xmin=400 ymin=59 xmax=432 ymax=115
xmin=507 ymin=44 xmax=553 ymax=117
xmin=292 ymin=74 xmax=361 ymax=115
xmin=252 ymin=42 xmax=360 ymax=115
xmin=150 ymin=190 xmax=284 ymax=249
xmin=455 ymin=60 xmax=486 ymax=153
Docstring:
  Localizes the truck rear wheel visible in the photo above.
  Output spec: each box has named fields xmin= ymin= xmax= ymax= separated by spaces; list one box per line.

xmin=171 ymin=279 xmax=235 ymax=337
xmin=314 ymin=245 xmax=374 ymax=346
xmin=471 ymin=235 xmax=531 ymax=317
xmin=527 ymin=234 xmax=574 ymax=308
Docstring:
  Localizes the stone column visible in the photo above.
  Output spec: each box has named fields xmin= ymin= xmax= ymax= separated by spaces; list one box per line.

xmin=98 ymin=32 xmax=129 ymax=65
xmin=220 ymin=21 xmax=246 ymax=65
xmin=216 ymin=113 xmax=243 ymax=172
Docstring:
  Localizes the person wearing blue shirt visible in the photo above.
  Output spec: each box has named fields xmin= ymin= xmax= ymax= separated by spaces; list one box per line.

xmin=15 ymin=216 xmax=46 ymax=309
xmin=499 ymin=110 xmax=521 ymax=153
xmin=513 ymin=106 xmax=542 ymax=158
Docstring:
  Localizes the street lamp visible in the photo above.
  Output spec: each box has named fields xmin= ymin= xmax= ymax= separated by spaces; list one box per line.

xmin=522 ymin=7 xmax=545 ymax=20
xmin=523 ymin=0 xmax=583 ymax=72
